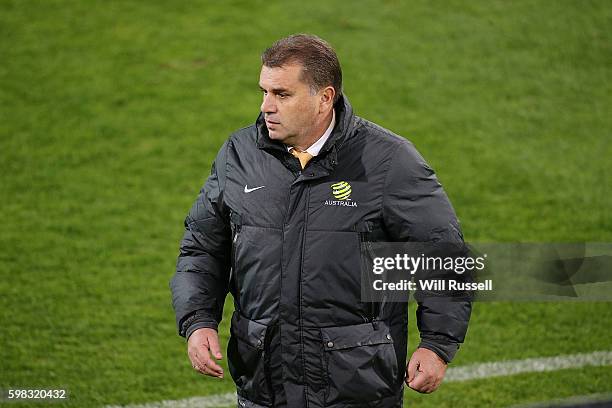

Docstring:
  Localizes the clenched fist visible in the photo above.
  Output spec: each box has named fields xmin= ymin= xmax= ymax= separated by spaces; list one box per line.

xmin=406 ymin=347 xmax=447 ymax=393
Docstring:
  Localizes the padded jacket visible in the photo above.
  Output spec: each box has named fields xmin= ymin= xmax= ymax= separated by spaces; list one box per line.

xmin=170 ymin=95 xmax=471 ymax=408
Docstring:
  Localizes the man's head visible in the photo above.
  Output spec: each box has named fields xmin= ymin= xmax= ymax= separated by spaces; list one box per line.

xmin=259 ymin=34 xmax=343 ymax=147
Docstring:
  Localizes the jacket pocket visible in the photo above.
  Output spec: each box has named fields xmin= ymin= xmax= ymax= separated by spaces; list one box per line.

xmin=321 ymin=321 xmax=398 ymax=405
xmin=227 ymin=311 xmax=271 ymax=405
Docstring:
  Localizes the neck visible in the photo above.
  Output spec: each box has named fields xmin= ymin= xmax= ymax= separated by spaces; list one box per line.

xmin=292 ymin=110 xmax=334 ymax=151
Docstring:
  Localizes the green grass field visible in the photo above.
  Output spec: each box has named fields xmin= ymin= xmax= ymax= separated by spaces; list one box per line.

xmin=1 ymin=1 xmax=611 ymax=407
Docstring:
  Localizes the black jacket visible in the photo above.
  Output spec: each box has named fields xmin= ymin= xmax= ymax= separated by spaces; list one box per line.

xmin=170 ymin=96 xmax=471 ymax=408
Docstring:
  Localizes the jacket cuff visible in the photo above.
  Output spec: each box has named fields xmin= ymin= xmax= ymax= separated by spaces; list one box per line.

xmin=185 ymin=320 xmax=218 ymax=340
xmin=418 ymin=339 xmax=459 ymax=364
xmin=179 ymin=310 xmax=219 ymax=338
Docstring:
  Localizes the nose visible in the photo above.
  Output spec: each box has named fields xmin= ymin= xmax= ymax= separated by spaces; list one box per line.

xmin=261 ymin=93 xmax=277 ymax=114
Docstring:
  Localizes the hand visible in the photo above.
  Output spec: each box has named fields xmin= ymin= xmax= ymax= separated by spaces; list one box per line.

xmin=406 ymin=347 xmax=447 ymax=393
xmin=187 ymin=328 xmax=224 ymax=378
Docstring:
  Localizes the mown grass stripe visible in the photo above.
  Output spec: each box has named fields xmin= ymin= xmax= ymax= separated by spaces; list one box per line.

xmin=445 ymin=350 xmax=612 ymax=382
xmin=105 ymin=351 xmax=612 ymax=408
xmin=506 ymin=392 xmax=612 ymax=407
xmin=104 ymin=393 xmax=237 ymax=408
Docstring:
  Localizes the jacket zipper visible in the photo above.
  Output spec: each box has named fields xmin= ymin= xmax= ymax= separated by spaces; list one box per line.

xmin=359 ymin=231 xmax=379 ymax=323
xmin=230 ymin=215 xmax=242 ymax=312
xmin=298 ymin=184 xmax=311 ymax=407
xmin=232 ymin=225 xmax=241 ymax=269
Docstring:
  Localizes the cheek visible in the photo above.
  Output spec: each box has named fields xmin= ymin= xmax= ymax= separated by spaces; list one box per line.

xmin=283 ymin=105 xmax=303 ymax=128
xmin=293 ymin=100 xmax=317 ymax=123
xmin=281 ymin=97 xmax=317 ymax=130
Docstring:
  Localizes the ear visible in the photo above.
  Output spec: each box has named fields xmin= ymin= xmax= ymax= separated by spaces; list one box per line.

xmin=319 ymin=86 xmax=335 ymax=113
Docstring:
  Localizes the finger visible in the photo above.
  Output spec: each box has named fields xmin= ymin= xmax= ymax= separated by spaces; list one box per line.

xmin=191 ymin=337 xmax=224 ymax=375
xmin=190 ymin=353 xmax=207 ymax=374
xmin=430 ymin=374 xmax=445 ymax=392
xmin=408 ymin=371 xmax=431 ymax=392
xmin=207 ymin=332 xmax=223 ymax=360
xmin=421 ymin=377 xmax=436 ymax=394
xmin=193 ymin=352 xmax=224 ymax=378
xmin=188 ymin=348 xmax=202 ymax=369
xmin=406 ymin=356 xmax=419 ymax=384
xmin=414 ymin=359 xmax=445 ymax=393
xmin=426 ymin=380 xmax=439 ymax=394
xmin=200 ymin=350 xmax=224 ymax=375
xmin=187 ymin=334 xmax=224 ymax=378
xmin=428 ymin=379 xmax=441 ymax=393
xmin=188 ymin=346 xmax=206 ymax=367
xmin=192 ymin=360 xmax=210 ymax=376
xmin=197 ymin=348 xmax=224 ymax=377
xmin=197 ymin=362 xmax=223 ymax=378
xmin=190 ymin=346 xmax=223 ymax=378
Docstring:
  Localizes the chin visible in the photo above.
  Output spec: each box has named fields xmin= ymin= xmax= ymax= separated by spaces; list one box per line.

xmin=268 ymin=130 xmax=287 ymax=141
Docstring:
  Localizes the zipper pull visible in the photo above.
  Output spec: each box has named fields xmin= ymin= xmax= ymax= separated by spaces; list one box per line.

xmin=233 ymin=225 xmax=241 ymax=243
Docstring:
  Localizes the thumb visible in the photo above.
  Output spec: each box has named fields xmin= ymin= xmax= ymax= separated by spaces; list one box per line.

xmin=406 ymin=355 xmax=419 ymax=384
xmin=207 ymin=332 xmax=223 ymax=360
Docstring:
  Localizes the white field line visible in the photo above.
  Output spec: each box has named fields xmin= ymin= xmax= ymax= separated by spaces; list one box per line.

xmin=105 ymin=350 xmax=612 ymax=408
xmin=444 ymin=350 xmax=612 ymax=382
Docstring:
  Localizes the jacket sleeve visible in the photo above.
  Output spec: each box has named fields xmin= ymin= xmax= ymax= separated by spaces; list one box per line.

xmin=382 ymin=140 xmax=471 ymax=363
xmin=170 ymin=141 xmax=232 ymax=338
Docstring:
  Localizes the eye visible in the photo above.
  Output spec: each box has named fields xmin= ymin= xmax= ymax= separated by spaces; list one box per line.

xmin=279 ymin=93 xmax=288 ymax=99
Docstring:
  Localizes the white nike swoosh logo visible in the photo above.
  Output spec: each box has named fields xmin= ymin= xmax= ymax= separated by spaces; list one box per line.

xmin=244 ymin=185 xmax=265 ymax=193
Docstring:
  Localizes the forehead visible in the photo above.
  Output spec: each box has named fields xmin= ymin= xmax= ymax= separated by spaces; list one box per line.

xmin=259 ymin=63 xmax=308 ymax=89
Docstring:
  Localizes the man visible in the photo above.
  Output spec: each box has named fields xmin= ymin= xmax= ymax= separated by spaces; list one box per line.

xmin=170 ymin=34 xmax=471 ymax=408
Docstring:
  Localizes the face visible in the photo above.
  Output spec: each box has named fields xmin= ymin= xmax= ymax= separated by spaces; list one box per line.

xmin=259 ymin=63 xmax=322 ymax=145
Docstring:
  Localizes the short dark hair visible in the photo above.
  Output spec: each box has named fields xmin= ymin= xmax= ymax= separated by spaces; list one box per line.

xmin=261 ymin=34 xmax=343 ymax=104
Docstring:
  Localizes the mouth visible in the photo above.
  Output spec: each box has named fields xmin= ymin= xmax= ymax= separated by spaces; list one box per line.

xmin=265 ymin=118 xmax=280 ymax=126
